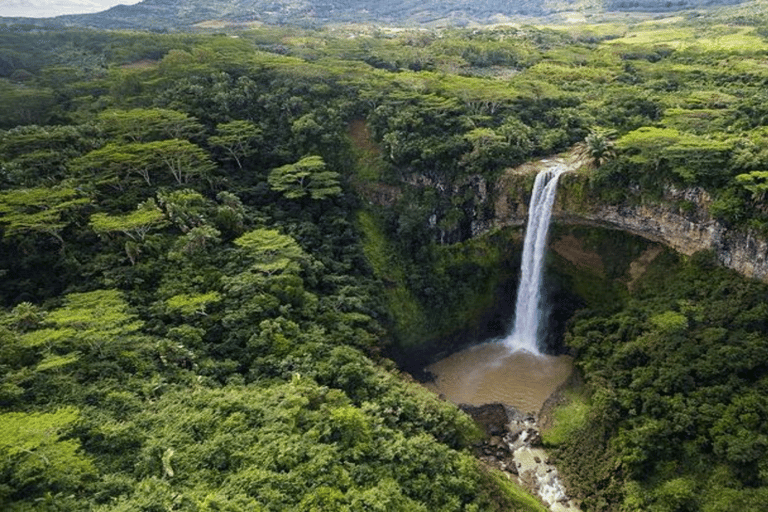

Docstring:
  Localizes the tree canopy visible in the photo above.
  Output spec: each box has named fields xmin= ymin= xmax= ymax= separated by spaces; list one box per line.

xmin=3 ymin=15 xmax=768 ymax=512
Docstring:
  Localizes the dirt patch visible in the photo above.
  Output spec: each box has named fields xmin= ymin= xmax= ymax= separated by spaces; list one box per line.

xmin=348 ymin=119 xmax=379 ymax=154
xmin=347 ymin=119 xmax=401 ymax=206
xmin=120 ymin=59 xmax=158 ymax=70
xmin=550 ymin=234 xmax=605 ymax=276
xmin=627 ymin=245 xmax=664 ymax=290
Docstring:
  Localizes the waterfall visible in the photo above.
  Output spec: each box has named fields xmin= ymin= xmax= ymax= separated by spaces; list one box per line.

xmin=503 ymin=164 xmax=568 ymax=354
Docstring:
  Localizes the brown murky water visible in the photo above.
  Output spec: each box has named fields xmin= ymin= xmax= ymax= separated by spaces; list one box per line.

xmin=424 ymin=342 xmax=573 ymax=414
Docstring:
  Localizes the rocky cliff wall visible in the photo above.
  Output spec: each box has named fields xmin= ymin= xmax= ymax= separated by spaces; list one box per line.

xmin=483 ymin=153 xmax=768 ymax=283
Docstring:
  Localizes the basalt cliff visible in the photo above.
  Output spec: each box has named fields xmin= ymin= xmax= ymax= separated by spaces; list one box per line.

xmin=433 ymin=151 xmax=768 ymax=283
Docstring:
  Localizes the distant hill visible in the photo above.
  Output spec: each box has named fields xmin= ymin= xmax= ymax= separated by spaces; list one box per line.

xmin=0 ymin=0 xmax=748 ymax=30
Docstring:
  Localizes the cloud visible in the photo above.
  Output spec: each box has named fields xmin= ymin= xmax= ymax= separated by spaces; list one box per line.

xmin=0 ymin=0 xmax=142 ymax=18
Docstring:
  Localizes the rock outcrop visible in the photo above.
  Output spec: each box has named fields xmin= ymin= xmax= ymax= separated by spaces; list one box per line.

xmin=483 ymin=152 xmax=768 ymax=284
xmin=459 ymin=402 xmax=510 ymax=436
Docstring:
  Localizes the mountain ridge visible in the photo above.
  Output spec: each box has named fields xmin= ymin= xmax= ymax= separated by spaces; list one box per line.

xmin=0 ymin=0 xmax=748 ymax=30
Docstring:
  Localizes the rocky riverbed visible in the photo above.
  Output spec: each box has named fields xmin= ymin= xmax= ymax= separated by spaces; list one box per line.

xmin=460 ymin=403 xmax=581 ymax=512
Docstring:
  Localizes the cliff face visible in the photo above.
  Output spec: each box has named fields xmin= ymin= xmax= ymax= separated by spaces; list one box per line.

xmin=484 ymin=154 xmax=768 ymax=283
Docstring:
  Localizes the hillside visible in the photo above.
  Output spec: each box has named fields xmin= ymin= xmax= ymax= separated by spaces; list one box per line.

xmin=0 ymin=0 xmax=749 ymax=29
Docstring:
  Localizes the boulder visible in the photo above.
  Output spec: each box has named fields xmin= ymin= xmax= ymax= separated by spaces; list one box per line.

xmin=459 ymin=403 xmax=509 ymax=436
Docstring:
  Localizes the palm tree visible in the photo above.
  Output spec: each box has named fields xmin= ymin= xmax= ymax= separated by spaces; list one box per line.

xmin=576 ymin=127 xmax=617 ymax=168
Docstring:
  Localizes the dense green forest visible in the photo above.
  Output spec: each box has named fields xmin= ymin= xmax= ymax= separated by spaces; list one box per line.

xmin=3 ymin=9 xmax=768 ymax=511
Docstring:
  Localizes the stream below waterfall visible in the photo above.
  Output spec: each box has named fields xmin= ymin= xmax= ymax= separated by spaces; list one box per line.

xmin=422 ymin=344 xmax=580 ymax=511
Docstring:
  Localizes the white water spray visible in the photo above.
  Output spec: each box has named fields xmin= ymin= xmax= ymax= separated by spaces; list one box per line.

xmin=503 ymin=164 xmax=568 ymax=354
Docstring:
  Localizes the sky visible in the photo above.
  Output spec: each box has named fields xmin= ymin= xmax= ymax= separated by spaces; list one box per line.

xmin=0 ymin=0 xmax=142 ymax=18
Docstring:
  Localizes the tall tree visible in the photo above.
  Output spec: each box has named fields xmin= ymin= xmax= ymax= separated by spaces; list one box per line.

xmin=208 ymin=120 xmax=262 ymax=170
xmin=0 ymin=187 xmax=88 ymax=245
xmin=89 ymin=199 xmax=167 ymax=242
xmin=98 ymin=108 xmax=204 ymax=143
xmin=268 ymin=155 xmax=341 ymax=200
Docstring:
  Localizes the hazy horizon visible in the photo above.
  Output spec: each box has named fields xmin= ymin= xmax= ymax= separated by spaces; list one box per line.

xmin=0 ymin=0 xmax=142 ymax=18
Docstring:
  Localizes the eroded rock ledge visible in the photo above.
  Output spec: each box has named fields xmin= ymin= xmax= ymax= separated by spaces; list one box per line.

xmin=484 ymin=153 xmax=768 ymax=283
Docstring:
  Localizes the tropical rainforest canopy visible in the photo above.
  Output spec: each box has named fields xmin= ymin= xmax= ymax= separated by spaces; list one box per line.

xmin=3 ymin=6 xmax=768 ymax=511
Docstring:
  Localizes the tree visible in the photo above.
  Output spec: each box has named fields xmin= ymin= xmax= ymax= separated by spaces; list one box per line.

xmin=734 ymin=170 xmax=768 ymax=214
xmin=69 ymin=141 xmax=157 ymax=187
xmin=735 ymin=170 xmax=768 ymax=199
xmin=97 ymin=108 xmax=204 ymax=143
xmin=233 ymin=228 xmax=308 ymax=275
xmin=90 ymin=198 xmax=167 ymax=242
xmin=90 ymin=199 xmax=168 ymax=264
xmin=71 ymin=139 xmax=216 ymax=187
xmin=576 ymin=127 xmax=617 ymax=169
xmin=0 ymin=124 xmax=101 ymax=187
xmin=166 ymin=291 xmax=222 ymax=316
xmin=0 ymin=186 xmax=88 ymax=245
xmin=208 ymin=120 xmax=262 ymax=169
xmin=42 ymin=289 xmax=143 ymax=340
xmin=268 ymin=155 xmax=341 ymax=200
xmin=175 ymin=224 xmax=222 ymax=256
xmin=156 ymin=189 xmax=210 ymax=232
xmin=17 ymin=289 xmax=145 ymax=368
xmin=461 ymin=127 xmax=507 ymax=171
xmin=149 ymin=139 xmax=217 ymax=185
xmin=0 ymin=407 xmax=95 ymax=503
xmin=0 ymin=80 xmax=55 ymax=128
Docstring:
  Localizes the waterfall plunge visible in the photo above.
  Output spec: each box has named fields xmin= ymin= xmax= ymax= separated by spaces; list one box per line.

xmin=503 ymin=165 xmax=568 ymax=354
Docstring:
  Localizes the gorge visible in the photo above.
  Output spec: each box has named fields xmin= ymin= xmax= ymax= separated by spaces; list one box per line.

xmin=417 ymin=147 xmax=768 ymax=510
xmin=425 ymin=162 xmax=580 ymax=511
xmin=5 ymin=15 xmax=768 ymax=511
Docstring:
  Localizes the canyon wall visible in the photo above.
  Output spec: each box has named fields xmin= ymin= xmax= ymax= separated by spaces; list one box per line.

xmin=481 ymin=154 xmax=768 ymax=283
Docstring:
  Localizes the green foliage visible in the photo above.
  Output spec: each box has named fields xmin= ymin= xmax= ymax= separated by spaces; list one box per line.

xmin=0 ymin=123 xmax=102 ymax=187
xmin=558 ymin=252 xmax=768 ymax=510
xmin=649 ymin=310 xmax=688 ymax=333
xmin=233 ymin=228 xmax=308 ymax=275
xmin=614 ymin=126 xmax=732 ymax=188
xmin=71 ymin=138 xmax=215 ymax=187
xmin=575 ymin=127 xmax=617 ymax=169
xmin=90 ymin=199 xmax=167 ymax=241
xmin=165 ymin=291 xmax=222 ymax=316
xmin=97 ymin=108 xmax=204 ymax=143
xmin=0 ymin=186 xmax=89 ymax=244
xmin=542 ymin=392 xmax=590 ymax=447
xmin=356 ymin=209 xmax=428 ymax=347
xmin=208 ymin=120 xmax=262 ymax=170
xmin=734 ymin=170 xmax=768 ymax=207
xmin=710 ymin=188 xmax=747 ymax=226
xmin=268 ymin=155 xmax=342 ymax=200
xmin=5 ymin=17 xmax=768 ymax=512
xmin=0 ymin=407 xmax=95 ymax=505
xmin=0 ymin=80 xmax=55 ymax=128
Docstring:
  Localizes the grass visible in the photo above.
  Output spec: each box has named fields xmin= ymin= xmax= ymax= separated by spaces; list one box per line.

xmin=542 ymin=391 xmax=590 ymax=447
xmin=605 ymin=24 xmax=765 ymax=52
